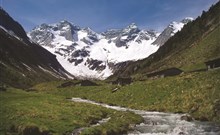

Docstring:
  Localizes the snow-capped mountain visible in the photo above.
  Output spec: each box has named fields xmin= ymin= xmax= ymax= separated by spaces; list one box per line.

xmin=153 ymin=17 xmax=193 ymax=46
xmin=28 ymin=18 xmax=192 ymax=79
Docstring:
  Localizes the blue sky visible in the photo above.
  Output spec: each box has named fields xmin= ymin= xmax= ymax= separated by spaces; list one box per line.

xmin=1 ymin=0 xmax=218 ymax=32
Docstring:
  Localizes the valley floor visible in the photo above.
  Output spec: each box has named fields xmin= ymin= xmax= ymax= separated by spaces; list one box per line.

xmin=0 ymin=88 xmax=142 ymax=135
xmin=1 ymin=68 xmax=220 ymax=134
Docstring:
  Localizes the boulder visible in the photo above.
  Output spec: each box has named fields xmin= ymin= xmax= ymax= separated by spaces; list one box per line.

xmin=180 ymin=114 xmax=193 ymax=122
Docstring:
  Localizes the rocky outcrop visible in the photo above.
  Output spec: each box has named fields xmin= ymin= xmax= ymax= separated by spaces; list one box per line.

xmin=152 ymin=26 xmax=174 ymax=46
xmin=112 ymin=23 xmax=141 ymax=47
xmin=86 ymin=58 xmax=106 ymax=71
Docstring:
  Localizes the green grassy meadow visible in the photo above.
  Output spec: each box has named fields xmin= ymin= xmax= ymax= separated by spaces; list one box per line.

xmin=34 ymin=69 xmax=220 ymax=123
xmin=1 ymin=62 xmax=220 ymax=135
xmin=1 ymin=66 xmax=220 ymax=135
xmin=0 ymin=88 xmax=143 ymax=135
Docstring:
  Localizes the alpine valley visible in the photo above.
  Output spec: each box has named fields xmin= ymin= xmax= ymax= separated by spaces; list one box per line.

xmin=1 ymin=1 xmax=220 ymax=135
xmin=28 ymin=18 xmax=192 ymax=79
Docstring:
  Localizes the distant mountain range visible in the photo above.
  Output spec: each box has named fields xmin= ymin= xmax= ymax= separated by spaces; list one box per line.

xmin=28 ymin=18 xmax=192 ymax=79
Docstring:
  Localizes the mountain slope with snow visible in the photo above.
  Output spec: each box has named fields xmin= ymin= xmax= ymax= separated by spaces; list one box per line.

xmin=153 ymin=17 xmax=193 ymax=46
xmin=28 ymin=18 xmax=192 ymax=79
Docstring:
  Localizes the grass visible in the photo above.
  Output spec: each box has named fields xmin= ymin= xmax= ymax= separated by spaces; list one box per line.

xmin=0 ymin=88 xmax=143 ymax=135
xmin=142 ymin=23 xmax=220 ymax=73
xmin=34 ymin=69 xmax=220 ymax=123
xmin=166 ymin=25 xmax=220 ymax=72
xmin=1 ymin=61 xmax=219 ymax=135
xmin=180 ymin=62 xmax=207 ymax=72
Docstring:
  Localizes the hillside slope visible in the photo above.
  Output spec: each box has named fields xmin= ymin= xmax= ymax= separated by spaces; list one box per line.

xmin=0 ymin=7 xmax=73 ymax=88
xmin=111 ymin=1 xmax=220 ymax=78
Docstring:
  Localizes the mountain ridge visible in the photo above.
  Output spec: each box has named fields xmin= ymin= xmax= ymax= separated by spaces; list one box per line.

xmin=28 ymin=18 xmax=191 ymax=79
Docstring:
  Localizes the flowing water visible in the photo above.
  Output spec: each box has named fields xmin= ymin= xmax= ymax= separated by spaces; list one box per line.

xmin=71 ymin=97 xmax=220 ymax=135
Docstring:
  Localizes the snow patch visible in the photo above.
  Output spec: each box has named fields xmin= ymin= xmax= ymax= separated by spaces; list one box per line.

xmin=0 ymin=26 xmax=26 ymax=44
xmin=22 ymin=63 xmax=33 ymax=71
xmin=0 ymin=61 xmax=7 ymax=67
xmin=170 ymin=22 xmax=184 ymax=34
xmin=38 ymin=65 xmax=62 ymax=79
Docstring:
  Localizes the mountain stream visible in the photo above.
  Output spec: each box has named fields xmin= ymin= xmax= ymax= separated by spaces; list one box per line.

xmin=71 ymin=97 xmax=220 ymax=135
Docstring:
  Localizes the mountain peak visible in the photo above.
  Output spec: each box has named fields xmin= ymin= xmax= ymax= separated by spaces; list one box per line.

xmin=39 ymin=23 xmax=49 ymax=29
xmin=60 ymin=20 xmax=71 ymax=24
xmin=127 ymin=23 xmax=138 ymax=29
xmin=122 ymin=23 xmax=139 ymax=35
xmin=153 ymin=17 xmax=192 ymax=46
xmin=57 ymin=20 xmax=73 ymax=28
xmin=51 ymin=20 xmax=80 ymax=31
xmin=83 ymin=27 xmax=94 ymax=33
xmin=181 ymin=17 xmax=193 ymax=24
